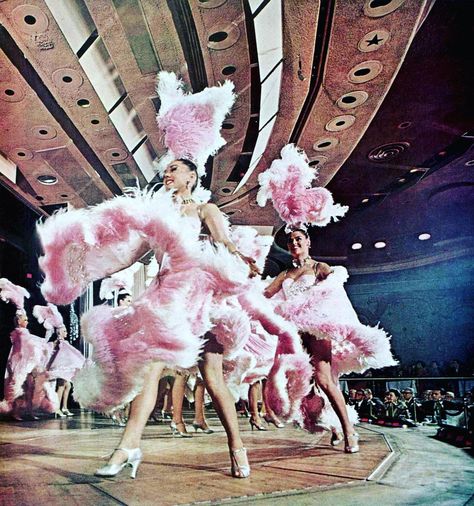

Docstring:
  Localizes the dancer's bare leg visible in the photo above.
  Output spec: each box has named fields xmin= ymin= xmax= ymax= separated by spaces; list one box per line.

xmin=62 ymin=381 xmax=71 ymax=411
xmin=171 ymin=373 xmax=189 ymax=431
xmin=248 ymin=381 xmax=265 ymax=427
xmin=306 ymin=338 xmax=354 ymax=439
xmin=198 ymin=343 xmax=248 ymax=474
xmin=56 ymin=380 xmax=65 ymax=413
xmin=153 ymin=377 xmax=169 ymax=417
xmin=108 ymin=362 xmax=165 ymax=465
xmin=193 ymin=377 xmax=209 ymax=428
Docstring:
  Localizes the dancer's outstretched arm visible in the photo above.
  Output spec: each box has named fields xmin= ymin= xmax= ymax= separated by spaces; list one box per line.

xmin=200 ymin=203 xmax=260 ymax=277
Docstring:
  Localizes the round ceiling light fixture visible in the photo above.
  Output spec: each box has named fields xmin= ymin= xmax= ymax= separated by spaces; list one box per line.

xmin=374 ymin=241 xmax=386 ymax=249
xmin=336 ymin=91 xmax=369 ymax=110
xmin=364 ymin=0 xmax=407 ymax=18
xmin=418 ymin=233 xmax=431 ymax=241
xmin=348 ymin=60 xmax=383 ymax=84
xmin=37 ymin=174 xmax=58 ymax=185
xmin=361 ymin=198 xmax=369 ymax=203
xmin=368 ymin=142 xmax=410 ymax=162
xmin=351 ymin=242 xmax=363 ymax=250
xmin=312 ymin=137 xmax=339 ymax=151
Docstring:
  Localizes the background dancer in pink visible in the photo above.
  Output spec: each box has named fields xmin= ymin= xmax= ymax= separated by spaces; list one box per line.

xmin=259 ymin=145 xmax=397 ymax=453
xmin=0 ymin=279 xmax=57 ymax=419
xmin=34 ymin=303 xmax=85 ymax=417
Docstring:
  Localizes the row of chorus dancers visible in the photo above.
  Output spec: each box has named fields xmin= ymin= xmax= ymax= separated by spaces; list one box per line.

xmin=0 ymin=279 xmax=85 ymax=419
xmin=35 ymin=72 xmax=396 ymax=479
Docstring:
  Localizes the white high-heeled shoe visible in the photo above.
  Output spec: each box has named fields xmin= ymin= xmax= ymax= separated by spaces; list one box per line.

xmin=344 ymin=433 xmax=360 ymax=454
xmin=95 ymin=448 xmax=142 ymax=479
xmin=230 ymin=447 xmax=250 ymax=478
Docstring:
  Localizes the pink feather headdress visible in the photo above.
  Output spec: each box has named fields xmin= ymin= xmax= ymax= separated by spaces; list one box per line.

xmin=33 ymin=303 xmax=64 ymax=339
xmin=0 ymin=278 xmax=30 ymax=311
xmin=257 ymin=144 xmax=348 ymax=230
xmin=155 ymin=71 xmax=236 ymax=178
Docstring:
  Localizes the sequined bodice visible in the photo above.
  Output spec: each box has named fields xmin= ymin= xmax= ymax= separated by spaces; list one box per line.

xmin=281 ymin=274 xmax=316 ymax=298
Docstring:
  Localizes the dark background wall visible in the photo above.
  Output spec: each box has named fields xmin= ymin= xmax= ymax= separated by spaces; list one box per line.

xmin=346 ymin=255 xmax=474 ymax=373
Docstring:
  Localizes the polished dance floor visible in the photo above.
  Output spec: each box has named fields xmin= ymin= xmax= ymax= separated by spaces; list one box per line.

xmin=0 ymin=411 xmax=472 ymax=505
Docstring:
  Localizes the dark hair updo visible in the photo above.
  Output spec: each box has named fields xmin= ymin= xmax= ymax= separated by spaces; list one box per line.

xmin=117 ymin=292 xmax=131 ymax=305
xmin=286 ymin=227 xmax=309 ymax=243
xmin=177 ymin=158 xmax=199 ymax=193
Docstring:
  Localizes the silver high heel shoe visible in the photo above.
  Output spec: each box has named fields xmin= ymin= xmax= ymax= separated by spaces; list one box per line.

xmin=344 ymin=433 xmax=360 ymax=454
xmin=95 ymin=448 xmax=142 ymax=479
xmin=230 ymin=447 xmax=250 ymax=478
xmin=330 ymin=431 xmax=344 ymax=446
xmin=170 ymin=420 xmax=193 ymax=438
xmin=263 ymin=414 xmax=284 ymax=428
xmin=192 ymin=421 xmax=214 ymax=434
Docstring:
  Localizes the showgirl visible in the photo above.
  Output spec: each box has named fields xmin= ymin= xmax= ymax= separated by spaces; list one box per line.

xmin=36 ymin=73 xmax=311 ymax=479
xmin=259 ymin=145 xmax=397 ymax=452
xmin=33 ymin=303 xmax=85 ymax=417
xmin=0 ymin=278 xmax=57 ymax=419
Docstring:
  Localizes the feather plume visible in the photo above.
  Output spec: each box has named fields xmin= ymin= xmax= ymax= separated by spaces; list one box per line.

xmin=0 ymin=278 xmax=30 ymax=309
xmin=257 ymin=144 xmax=348 ymax=230
xmin=155 ymin=71 xmax=236 ymax=177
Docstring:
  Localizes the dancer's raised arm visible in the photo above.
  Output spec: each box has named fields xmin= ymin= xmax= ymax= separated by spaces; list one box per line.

xmin=200 ymin=203 xmax=260 ymax=277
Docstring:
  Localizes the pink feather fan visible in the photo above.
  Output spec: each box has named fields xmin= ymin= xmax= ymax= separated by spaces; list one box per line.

xmin=33 ymin=303 xmax=64 ymax=338
xmin=257 ymin=144 xmax=348 ymax=230
xmin=0 ymin=278 xmax=30 ymax=310
xmin=156 ymin=71 xmax=236 ymax=177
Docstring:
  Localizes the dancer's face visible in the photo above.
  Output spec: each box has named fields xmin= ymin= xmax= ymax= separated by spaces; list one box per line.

xmin=163 ymin=160 xmax=197 ymax=193
xmin=58 ymin=326 xmax=67 ymax=339
xmin=287 ymin=230 xmax=310 ymax=258
xmin=118 ymin=295 xmax=132 ymax=307
xmin=17 ymin=313 xmax=28 ymax=328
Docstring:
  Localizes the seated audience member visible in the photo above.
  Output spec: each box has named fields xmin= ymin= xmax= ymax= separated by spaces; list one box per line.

xmin=413 ymin=361 xmax=429 ymax=377
xmin=444 ymin=391 xmax=455 ymax=401
xmin=422 ymin=388 xmax=447 ymax=422
xmin=422 ymin=389 xmax=432 ymax=401
xmin=428 ymin=361 xmax=441 ymax=377
xmin=401 ymin=388 xmax=422 ymax=423
xmin=444 ymin=359 xmax=462 ymax=377
xmin=346 ymin=388 xmax=357 ymax=406
xmin=358 ymin=388 xmax=384 ymax=419
xmin=383 ymin=389 xmax=408 ymax=418
xmin=353 ymin=389 xmax=365 ymax=413
xmin=381 ymin=389 xmax=417 ymax=427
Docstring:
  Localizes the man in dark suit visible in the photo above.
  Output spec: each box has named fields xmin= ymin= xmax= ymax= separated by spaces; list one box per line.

xmin=357 ymin=388 xmax=384 ymax=420
xmin=422 ymin=388 xmax=447 ymax=422
xmin=402 ymin=388 xmax=422 ymax=423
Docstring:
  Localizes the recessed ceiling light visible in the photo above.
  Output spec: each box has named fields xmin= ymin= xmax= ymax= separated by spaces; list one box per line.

xmin=374 ymin=241 xmax=386 ymax=249
xmin=398 ymin=178 xmax=406 ymax=183
xmin=418 ymin=233 xmax=431 ymax=241
xmin=410 ymin=168 xmax=424 ymax=173
xmin=361 ymin=198 xmax=369 ymax=203
xmin=37 ymin=174 xmax=58 ymax=185
xmin=351 ymin=242 xmax=363 ymax=250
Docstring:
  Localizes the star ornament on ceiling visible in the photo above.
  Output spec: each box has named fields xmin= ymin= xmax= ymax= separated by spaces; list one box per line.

xmin=367 ymin=34 xmax=383 ymax=46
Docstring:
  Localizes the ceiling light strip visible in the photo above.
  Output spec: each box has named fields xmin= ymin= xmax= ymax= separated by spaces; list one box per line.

xmin=233 ymin=0 xmax=283 ymax=193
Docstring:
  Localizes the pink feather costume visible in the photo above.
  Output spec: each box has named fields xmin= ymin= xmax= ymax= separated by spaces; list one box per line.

xmin=36 ymin=191 xmax=312 ymax=417
xmin=33 ymin=304 xmax=85 ymax=382
xmin=0 ymin=279 xmax=58 ymax=415
xmin=270 ymin=266 xmax=397 ymax=431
